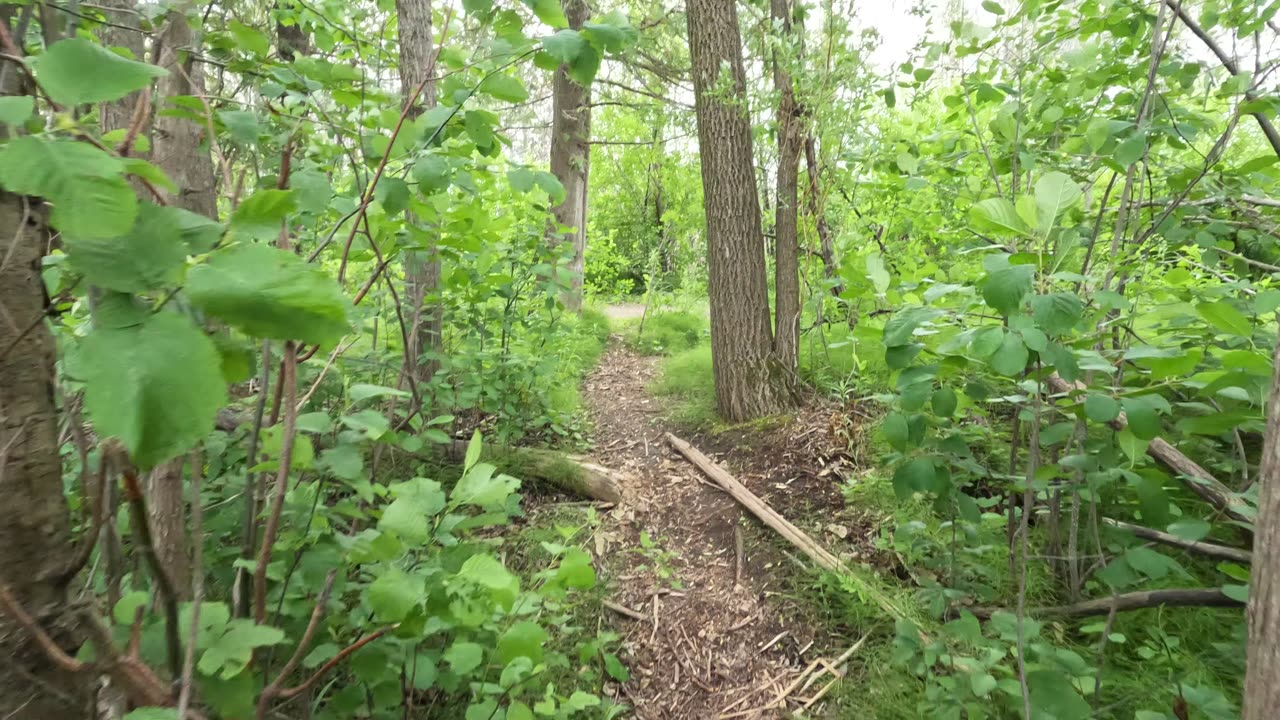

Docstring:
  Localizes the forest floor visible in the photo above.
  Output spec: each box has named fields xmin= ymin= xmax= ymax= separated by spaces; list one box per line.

xmin=582 ymin=322 xmax=882 ymax=718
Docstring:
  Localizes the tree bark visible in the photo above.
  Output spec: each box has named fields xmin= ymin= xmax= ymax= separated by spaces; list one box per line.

xmin=396 ymin=0 xmax=442 ymax=386
xmin=0 ymin=191 xmax=91 ymax=718
xmin=547 ymin=0 xmax=591 ymax=313
xmin=969 ymin=588 xmax=1243 ymax=620
xmin=770 ymin=0 xmax=802 ymax=378
xmin=1244 ymin=332 xmax=1280 ymax=718
xmin=686 ymin=0 xmax=794 ymax=421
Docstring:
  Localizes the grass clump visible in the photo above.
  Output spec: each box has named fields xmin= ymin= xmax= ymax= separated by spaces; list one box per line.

xmin=622 ymin=310 xmax=707 ymax=356
xmin=649 ymin=343 xmax=718 ymax=428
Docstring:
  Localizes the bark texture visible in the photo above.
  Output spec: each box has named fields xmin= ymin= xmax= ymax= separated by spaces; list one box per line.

xmin=1245 ymin=332 xmax=1280 ymax=719
xmin=686 ymin=0 xmax=794 ymax=421
xmin=0 ymin=192 xmax=90 ymax=718
xmin=770 ymin=0 xmax=801 ymax=377
xmin=153 ymin=10 xmax=218 ymax=218
xmin=396 ymin=0 xmax=442 ymax=385
xmin=804 ymin=136 xmax=842 ymax=296
xmin=547 ymin=0 xmax=592 ymax=312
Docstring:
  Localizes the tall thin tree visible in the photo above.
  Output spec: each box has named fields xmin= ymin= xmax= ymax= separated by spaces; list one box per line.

xmin=687 ymin=0 xmax=795 ymax=421
xmin=547 ymin=0 xmax=592 ymax=313
xmin=770 ymin=0 xmax=802 ymax=378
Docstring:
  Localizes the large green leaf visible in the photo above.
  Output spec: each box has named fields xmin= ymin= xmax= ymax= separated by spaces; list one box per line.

xmin=527 ymin=0 xmax=568 ymax=28
xmin=81 ymin=312 xmax=226 ymax=469
xmin=542 ymin=30 xmax=586 ymax=63
xmin=892 ymin=457 xmax=946 ymax=499
xmin=31 ymin=37 xmax=166 ymax=107
xmin=970 ymin=198 xmax=1029 ymax=235
xmin=1196 ymin=300 xmax=1253 ymax=337
xmin=65 ymin=202 xmax=187 ymax=292
xmin=1033 ymin=171 xmax=1082 ymax=233
xmin=230 ymin=189 xmax=297 ymax=241
xmin=186 ymin=243 xmax=352 ymax=345
xmin=497 ymin=621 xmax=548 ymax=664
xmin=582 ymin=12 xmax=638 ymax=52
xmin=990 ymin=332 xmax=1029 ymax=376
xmin=0 ymin=136 xmax=136 ymax=238
xmin=982 ymin=264 xmax=1035 ymax=315
xmin=479 ymin=74 xmax=528 ymax=103
xmin=884 ymin=306 xmax=942 ymax=347
xmin=366 ymin=568 xmax=424 ymax=623
xmin=1030 ymin=292 xmax=1083 ymax=335
xmin=456 ymin=553 xmax=519 ymax=609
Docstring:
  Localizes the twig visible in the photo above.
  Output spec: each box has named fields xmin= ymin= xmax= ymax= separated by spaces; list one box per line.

xmin=253 ymin=342 xmax=298 ymax=625
xmin=122 ymin=466 xmax=183 ymax=680
xmin=177 ymin=448 xmax=205 ymax=718
xmin=256 ymin=570 xmax=338 ymax=719
xmin=0 ymin=583 xmax=85 ymax=672
xmin=603 ymin=600 xmax=646 ymax=621
xmin=276 ymin=626 xmax=397 ymax=700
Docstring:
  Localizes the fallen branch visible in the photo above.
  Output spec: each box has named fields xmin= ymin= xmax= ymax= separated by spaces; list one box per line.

xmin=1046 ymin=374 xmax=1252 ymax=524
xmin=602 ymin=600 xmax=646 ymax=621
xmin=966 ymin=588 xmax=1243 ymax=619
xmin=1103 ymin=518 xmax=1251 ymax=564
xmin=443 ymin=441 xmax=624 ymax=504
xmin=665 ymin=432 xmax=842 ymax=571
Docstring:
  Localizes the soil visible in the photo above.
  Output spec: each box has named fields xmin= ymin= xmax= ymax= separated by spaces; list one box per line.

xmin=581 ymin=332 xmax=880 ymax=719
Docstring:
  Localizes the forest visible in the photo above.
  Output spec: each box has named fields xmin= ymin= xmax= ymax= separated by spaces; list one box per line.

xmin=0 ymin=0 xmax=1277 ymax=717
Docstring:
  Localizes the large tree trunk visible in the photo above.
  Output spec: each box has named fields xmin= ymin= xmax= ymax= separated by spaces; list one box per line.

xmin=0 ymin=190 xmax=91 ymax=717
xmin=1245 ymin=332 xmax=1280 ymax=718
xmin=770 ymin=0 xmax=801 ymax=379
xmin=687 ymin=0 xmax=794 ymax=421
xmin=547 ymin=0 xmax=591 ymax=313
xmin=396 ymin=0 xmax=442 ymax=387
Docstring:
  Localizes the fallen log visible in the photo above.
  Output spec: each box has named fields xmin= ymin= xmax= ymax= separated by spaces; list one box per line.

xmin=1103 ymin=518 xmax=1252 ymax=564
xmin=966 ymin=588 xmax=1243 ymax=620
xmin=1046 ymin=374 xmax=1252 ymax=524
xmin=444 ymin=441 xmax=624 ymax=504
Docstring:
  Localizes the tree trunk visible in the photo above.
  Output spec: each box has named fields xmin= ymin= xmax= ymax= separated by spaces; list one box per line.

xmin=0 ymin=190 xmax=91 ymax=718
xmin=396 ymin=0 xmax=442 ymax=387
xmin=275 ymin=0 xmax=310 ymax=61
xmin=770 ymin=0 xmax=802 ymax=378
xmin=804 ymin=136 xmax=842 ymax=297
xmin=686 ymin=0 xmax=794 ymax=421
xmin=547 ymin=0 xmax=591 ymax=313
xmin=145 ymin=4 xmax=222 ymax=594
xmin=1244 ymin=331 xmax=1280 ymax=718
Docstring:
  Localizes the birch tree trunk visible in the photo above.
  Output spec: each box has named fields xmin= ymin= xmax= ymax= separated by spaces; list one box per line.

xmin=547 ymin=0 xmax=592 ymax=313
xmin=686 ymin=0 xmax=795 ymax=421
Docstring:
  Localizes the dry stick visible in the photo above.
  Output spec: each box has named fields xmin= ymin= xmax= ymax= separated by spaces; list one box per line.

xmin=253 ymin=341 xmax=298 ymax=625
xmin=177 ymin=449 xmax=205 ymax=718
xmin=235 ymin=340 xmax=271 ymax=619
xmin=1101 ymin=518 xmax=1251 ymax=563
xmin=276 ymin=626 xmax=397 ymax=700
xmin=255 ymin=570 xmax=338 ymax=720
xmin=969 ymin=588 xmax=1243 ymax=619
xmin=122 ymin=466 xmax=183 ymax=681
xmin=602 ymin=600 xmax=646 ymax=621
xmin=733 ymin=524 xmax=744 ymax=587
xmin=0 ymin=583 xmax=85 ymax=672
xmin=1045 ymin=374 xmax=1251 ymax=523
xmin=54 ymin=442 xmax=111 ymax=584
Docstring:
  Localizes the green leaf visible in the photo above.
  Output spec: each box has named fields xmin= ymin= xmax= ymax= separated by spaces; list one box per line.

xmin=1113 ymin=133 xmax=1147 ymax=166
xmin=568 ymin=42 xmax=602 ymax=84
xmin=480 ymin=74 xmax=528 ymax=103
xmin=969 ymin=326 xmax=1005 ymax=358
xmin=31 ymin=37 xmax=166 ymax=106
xmin=1167 ymin=518 xmax=1211 ymax=542
xmin=230 ymin=189 xmax=297 ymax=240
xmin=893 ymin=457 xmax=942 ymax=499
xmin=0 ymin=136 xmax=136 ymax=238
xmin=82 ymin=312 xmax=226 ymax=469
xmin=319 ymin=444 xmax=363 ymax=481
xmin=555 ymin=547 xmax=596 ymax=589
xmin=366 ymin=568 xmax=424 ymax=623
xmin=884 ymin=306 xmax=942 ymax=347
xmin=123 ymin=709 xmax=180 ymax=720
xmin=583 ymin=12 xmax=637 ymax=52
xmin=380 ymin=478 xmax=446 ymax=543
xmin=1196 ymin=300 xmax=1253 ymax=337
xmin=497 ymin=621 xmax=548 ymax=664
xmin=970 ymin=198 xmax=1029 ymax=235
xmin=882 ymin=412 xmax=910 ymax=451
xmin=456 ymin=553 xmax=520 ymax=608
xmin=971 ymin=672 xmax=998 ymax=696
xmin=445 ymin=641 xmax=485 ymax=674
xmin=1222 ymin=583 xmax=1249 ymax=602
xmin=218 ymin=110 xmax=261 ymax=144
xmin=414 ymin=155 xmax=453 ymax=194
xmin=1044 ymin=342 xmax=1080 ymax=382
xmin=542 ymin=29 xmax=586 ymax=63
xmin=1030 ymin=292 xmax=1083 ymax=335
xmin=198 ymin=620 xmax=285 ymax=679
xmin=65 ymin=202 xmax=187 ymax=293
xmin=1033 ymin=171 xmax=1082 ymax=232
xmin=866 ymin=252 xmax=891 ymax=294
xmin=528 ymin=0 xmax=568 ymax=28
xmin=451 ymin=463 xmax=519 ymax=507
xmin=462 ymin=0 xmax=493 ymax=13
xmin=604 ymin=653 xmax=629 ymax=682
xmin=186 ymin=243 xmax=352 ymax=346
xmin=1027 ymin=670 xmax=1091 ymax=720
xmin=167 ymin=206 xmax=224 ymax=253
xmin=1117 ymin=428 xmax=1149 ymax=464
xmin=464 ymin=430 xmax=483 ymax=471
xmin=374 ymin=177 xmax=410 ymax=214
xmin=567 ymin=692 xmax=601 ymax=710
xmin=982 ymin=264 xmax=1035 ymax=315
xmin=931 ymin=387 xmax=958 ymax=417
xmin=989 ymin=332 xmax=1029 ymax=376
xmin=410 ymin=654 xmax=438 ymax=689
xmin=228 ymin=20 xmax=270 ymax=57
xmin=1083 ymin=394 xmax=1120 ymax=423
xmin=1122 ymin=395 xmax=1166 ymax=440
xmin=0 ymin=96 xmax=34 ymax=126
xmin=981 ymin=0 xmax=1004 ymax=13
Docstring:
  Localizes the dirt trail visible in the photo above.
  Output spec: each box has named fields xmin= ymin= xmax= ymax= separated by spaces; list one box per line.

xmin=583 ymin=339 xmax=858 ymax=719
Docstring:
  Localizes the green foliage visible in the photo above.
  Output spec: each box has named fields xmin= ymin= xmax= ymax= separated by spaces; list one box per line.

xmin=622 ymin=310 xmax=706 ymax=355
